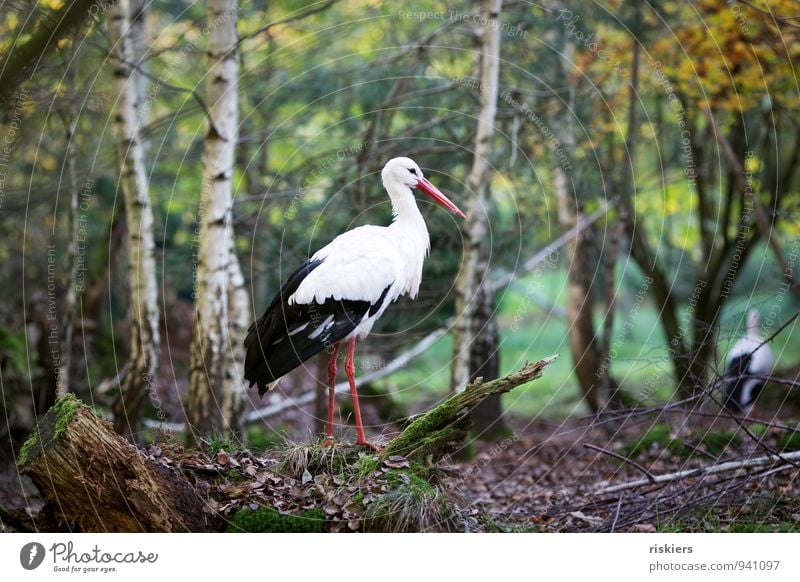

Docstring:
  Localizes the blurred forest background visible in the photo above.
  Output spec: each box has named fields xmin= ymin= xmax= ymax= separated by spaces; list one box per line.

xmin=1 ymin=0 xmax=800 ymax=532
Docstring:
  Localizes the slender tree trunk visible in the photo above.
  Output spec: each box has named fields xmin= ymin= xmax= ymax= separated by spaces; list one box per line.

xmin=187 ymin=0 xmax=240 ymax=435
xmin=58 ymin=61 xmax=81 ymax=398
xmin=468 ymin=284 xmax=502 ymax=435
xmin=451 ymin=0 xmax=502 ymax=401
xmin=222 ymin=228 xmax=251 ymax=436
xmin=108 ymin=0 xmax=160 ymax=438
xmin=551 ymin=36 xmax=602 ymax=412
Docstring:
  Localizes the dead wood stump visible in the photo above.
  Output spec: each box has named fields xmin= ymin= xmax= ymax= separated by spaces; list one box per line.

xmin=18 ymin=394 xmax=212 ymax=532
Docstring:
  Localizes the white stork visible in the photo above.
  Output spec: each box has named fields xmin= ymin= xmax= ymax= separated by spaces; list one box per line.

xmin=722 ymin=309 xmax=774 ymax=414
xmin=244 ymin=157 xmax=465 ymax=450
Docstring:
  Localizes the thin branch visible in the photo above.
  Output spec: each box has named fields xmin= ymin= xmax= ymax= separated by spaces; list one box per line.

xmin=235 ymin=0 xmax=340 ymax=48
xmin=594 ymin=450 xmax=800 ymax=496
xmin=584 ymin=443 xmax=656 ymax=483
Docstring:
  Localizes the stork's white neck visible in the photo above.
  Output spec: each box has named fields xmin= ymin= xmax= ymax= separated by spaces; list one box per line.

xmin=384 ymin=181 xmax=430 ymax=297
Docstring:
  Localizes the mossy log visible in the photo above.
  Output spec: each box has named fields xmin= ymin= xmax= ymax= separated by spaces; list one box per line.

xmin=380 ymin=357 xmax=557 ymax=461
xmin=18 ymin=394 xmax=212 ymax=532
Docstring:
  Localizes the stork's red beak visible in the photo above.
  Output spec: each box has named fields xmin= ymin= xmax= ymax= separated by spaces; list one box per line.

xmin=415 ymin=177 xmax=466 ymax=218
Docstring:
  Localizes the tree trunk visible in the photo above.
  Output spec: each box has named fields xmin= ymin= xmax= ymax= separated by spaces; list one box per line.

xmin=222 ymin=228 xmax=251 ymax=436
xmin=556 ymin=169 xmax=602 ymax=412
xmin=187 ymin=0 xmax=240 ymax=435
xmin=108 ymin=0 xmax=160 ymax=439
xmin=552 ymin=36 xmax=602 ymax=412
xmin=468 ymin=284 xmax=503 ymax=435
xmin=58 ymin=63 xmax=80 ymax=399
xmin=18 ymin=395 xmax=213 ymax=532
xmin=451 ymin=0 xmax=503 ymax=399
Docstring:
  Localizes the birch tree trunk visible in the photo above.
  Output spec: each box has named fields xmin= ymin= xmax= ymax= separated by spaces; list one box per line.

xmin=108 ymin=0 xmax=161 ymax=438
xmin=187 ymin=0 xmax=241 ymax=435
xmin=451 ymin=0 xmax=502 ymax=402
xmin=222 ymin=229 xmax=250 ymax=436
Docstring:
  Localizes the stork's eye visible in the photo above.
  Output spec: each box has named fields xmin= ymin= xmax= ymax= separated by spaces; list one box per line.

xmin=409 ymin=168 xmax=417 ymax=175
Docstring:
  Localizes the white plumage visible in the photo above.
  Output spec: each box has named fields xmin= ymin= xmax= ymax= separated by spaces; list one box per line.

xmin=244 ymin=157 xmax=464 ymax=449
xmin=723 ymin=309 xmax=774 ymax=413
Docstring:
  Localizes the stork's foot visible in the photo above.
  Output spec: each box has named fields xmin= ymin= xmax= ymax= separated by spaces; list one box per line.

xmin=321 ymin=437 xmax=336 ymax=448
xmin=356 ymin=439 xmax=381 ymax=453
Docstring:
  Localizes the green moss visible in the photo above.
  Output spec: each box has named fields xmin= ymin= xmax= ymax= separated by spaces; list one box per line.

xmin=619 ymin=424 xmax=693 ymax=458
xmin=17 ymin=394 xmax=82 ymax=467
xmin=380 ymin=396 xmax=465 ymax=460
xmin=776 ymin=431 xmax=800 ymax=452
xmin=700 ymin=431 xmax=741 ymax=456
xmin=227 ymin=506 xmax=325 ymax=533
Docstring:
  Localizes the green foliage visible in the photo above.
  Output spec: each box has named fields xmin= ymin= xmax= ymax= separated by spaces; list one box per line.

xmin=202 ymin=433 xmax=246 ymax=456
xmin=227 ymin=507 xmax=325 ymax=533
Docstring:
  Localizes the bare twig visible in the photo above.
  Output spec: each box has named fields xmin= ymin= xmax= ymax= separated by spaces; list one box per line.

xmin=594 ymin=450 xmax=800 ymax=495
xmin=584 ymin=443 xmax=656 ymax=483
xmin=236 ymin=0 xmax=340 ymax=48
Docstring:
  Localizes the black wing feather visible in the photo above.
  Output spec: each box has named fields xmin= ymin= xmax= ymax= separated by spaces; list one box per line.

xmin=243 ymin=258 xmax=391 ymax=396
xmin=722 ymin=353 xmax=762 ymax=413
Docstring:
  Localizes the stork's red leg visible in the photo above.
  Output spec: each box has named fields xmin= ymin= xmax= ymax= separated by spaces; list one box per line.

xmin=345 ymin=337 xmax=380 ymax=452
xmin=322 ymin=342 xmax=340 ymax=446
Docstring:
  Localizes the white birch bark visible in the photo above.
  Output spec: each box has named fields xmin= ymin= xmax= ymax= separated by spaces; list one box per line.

xmin=187 ymin=0 xmax=240 ymax=434
xmin=451 ymin=0 xmax=502 ymax=393
xmin=108 ymin=0 xmax=161 ymax=437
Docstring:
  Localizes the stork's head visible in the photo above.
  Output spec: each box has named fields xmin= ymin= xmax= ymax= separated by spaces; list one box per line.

xmin=381 ymin=157 xmax=466 ymax=218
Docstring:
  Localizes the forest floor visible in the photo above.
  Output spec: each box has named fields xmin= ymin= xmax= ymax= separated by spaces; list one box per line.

xmin=2 ymin=369 xmax=800 ymax=533
xmin=2 ymin=405 xmax=799 ymax=533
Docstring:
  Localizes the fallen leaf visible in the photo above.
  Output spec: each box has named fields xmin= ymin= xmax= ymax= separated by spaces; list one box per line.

xmin=383 ymin=455 xmax=410 ymax=469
